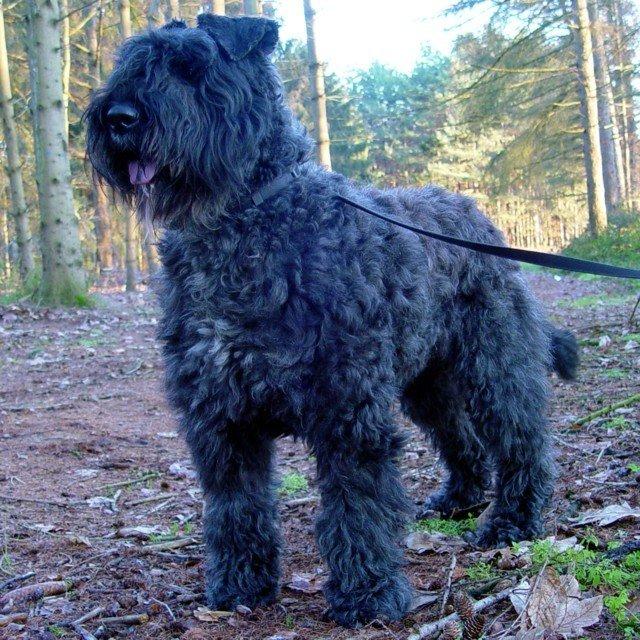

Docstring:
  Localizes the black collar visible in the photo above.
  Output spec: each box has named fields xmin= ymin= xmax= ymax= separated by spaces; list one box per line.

xmin=251 ymin=165 xmax=301 ymax=206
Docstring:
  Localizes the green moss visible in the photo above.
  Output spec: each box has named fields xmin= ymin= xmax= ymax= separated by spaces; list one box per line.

xmin=602 ymin=416 xmax=631 ymax=431
xmin=601 ymin=368 xmax=627 ymax=380
xmin=558 ymin=294 xmax=630 ymax=309
xmin=412 ymin=515 xmax=476 ymax=536
xmin=279 ymin=472 xmax=309 ymax=496
xmin=465 ymin=561 xmax=499 ymax=581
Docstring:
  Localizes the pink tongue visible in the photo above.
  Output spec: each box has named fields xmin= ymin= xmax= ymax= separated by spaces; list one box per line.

xmin=128 ymin=161 xmax=156 ymax=185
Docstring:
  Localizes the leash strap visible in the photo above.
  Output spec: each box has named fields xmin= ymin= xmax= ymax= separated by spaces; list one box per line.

xmin=336 ymin=194 xmax=640 ymax=280
xmin=249 ymin=167 xmax=640 ymax=280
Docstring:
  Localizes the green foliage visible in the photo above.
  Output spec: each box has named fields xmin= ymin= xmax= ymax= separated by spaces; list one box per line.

xmin=279 ymin=472 xmax=308 ymax=496
xmin=564 ymin=218 xmax=640 ymax=271
xmin=412 ymin=515 xmax=476 ymax=536
xmin=531 ymin=540 xmax=640 ymax=635
xmin=602 ymin=416 xmax=631 ymax=431
xmin=47 ymin=626 xmax=67 ymax=638
xmin=465 ymin=561 xmax=499 ymax=581
xmin=627 ymin=463 xmax=640 ymax=473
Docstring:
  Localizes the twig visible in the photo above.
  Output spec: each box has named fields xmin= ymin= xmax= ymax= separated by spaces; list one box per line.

xmin=73 ymin=606 xmax=104 ymax=625
xmin=96 ymin=472 xmax=159 ymax=491
xmin=100 ymin=613 xmax=149 ymax=626
xmin=0 ymin=572 xmax=35 ymax=591
xmin=71 ymin=624 xmax=98 ymax=640
xmin=573 ymin=393 xmax=640 ymax=427
xmin=126 ymin=492 xmax=174 ymax=507
xmin=0 ymin=580 xmax=72 ymax=611
xmin=0 ymin=611 xmax=28 ymax=627
xmin=407 ymin=585 xmax=516 ymax=640
xmin=283 ymin=495 xmax=319 ymax=508
xmin=144 ymin=537 xmax=200 ymax=552
xmin=628 ymin=293 xmax=640 ymax=325
xmin=0 ymin=494 xmax=77 ymax=508
xmin=150 ymin=597 xmax=175 ymax=620
xmin=440 ymin=554 xmax=457 ymax=617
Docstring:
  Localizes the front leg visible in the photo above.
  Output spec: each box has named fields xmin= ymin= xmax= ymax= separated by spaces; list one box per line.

xmin=186 ymin=421 xmax=281 ymax=610
xmin=313 ymin=405 xmax=413 ymax=627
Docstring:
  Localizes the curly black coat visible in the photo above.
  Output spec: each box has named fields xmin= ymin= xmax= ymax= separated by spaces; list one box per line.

xmin=85 ymin=14 xmax=578 ymax=627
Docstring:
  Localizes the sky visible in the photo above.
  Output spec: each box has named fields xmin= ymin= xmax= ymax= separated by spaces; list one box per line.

xmin=273 ymin=0 xmax=640 ymax=78
xmin=275 ymin=0 xmax=507 ymax=77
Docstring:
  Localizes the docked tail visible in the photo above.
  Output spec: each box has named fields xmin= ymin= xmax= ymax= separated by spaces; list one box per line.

xmin=549 ymin=326 xmax=579 ymax=380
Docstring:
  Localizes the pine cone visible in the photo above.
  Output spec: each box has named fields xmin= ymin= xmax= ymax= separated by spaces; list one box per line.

xmin=440 ymin=620 xmax=462 ymax=640
xmin=462 ymin=612 xmax=487 ymax=640
xmin=453 ymin=591 xmax=475 ymax=624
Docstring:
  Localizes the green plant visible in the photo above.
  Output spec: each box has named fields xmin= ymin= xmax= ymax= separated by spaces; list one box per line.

xmin=465 ymin=561 xmax=498 ymax=581
xmin=284 ymin=614 xmax=295 ymax=629
xmin=47 ymin=625 xmax=66 ymax=638
xmin=412 ymin=516 xmax=476 ymax=536
xmin=627 ymin=463 xmax=640 ymax=473
xmin=279 ymin=472 xmax=308 ymax=496
xmin=602 ymin=416 xmax=631 ymax=431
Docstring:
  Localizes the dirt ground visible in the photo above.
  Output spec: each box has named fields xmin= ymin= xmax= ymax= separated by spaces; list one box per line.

xmin=1 ymin=271 xmax=639 ymax=640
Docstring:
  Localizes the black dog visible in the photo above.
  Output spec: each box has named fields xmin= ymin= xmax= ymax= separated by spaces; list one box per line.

xmin=85 ymin=15 xmax=578 ymax=627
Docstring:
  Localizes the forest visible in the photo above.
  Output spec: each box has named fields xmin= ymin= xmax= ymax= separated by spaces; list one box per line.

xmin=0 ymin=0 xmax=639 ymax=301
xmin=1 ymin=1 xmax=640 ymax=640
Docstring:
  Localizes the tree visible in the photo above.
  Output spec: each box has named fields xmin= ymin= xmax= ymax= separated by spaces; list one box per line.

xmin=573 ymin=0 xmax=608 ymax=234
xmin=212 ymin=0 xmax=225 ymax=14
xmin=303 ymin=0 xmax=331 ymax=169
xmin=0 ymin=0 xmax=34 ymax=281
xmin=27 ymin=0 xmax=87 ymax=304
xmin=243 ymin=0 xmax=261 ymax=15
xmin=87 ymin=0 xmax=114 ymax=272
xmin=118 ymin=0 xmax=138 ymax=291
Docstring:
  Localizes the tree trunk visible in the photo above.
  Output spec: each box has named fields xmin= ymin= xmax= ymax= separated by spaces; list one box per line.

xmin=608 ymin=0 xmax=638 ymax=207
xmin=243 ymin=0 xmax=261 ymax=14
xmin=87 ymin=0 xmax=114 ymax=272
xmin=303 ymin=0 xmax=331 ymax=170
xmin=147 ymin=0 xmax=162 ymax=29
xmin=211 ymin=0 xmax=224 ymax=14
xmin=27 ymin=0 xmax=87 ymax=304
xmin=142 ymin=218 xmax=158 ymax=276
xmin=60 ymin=0 xmax=70 ymax=144
xmin=589 ymin=0 xmax=626 ymax=209
xmin=573 ymin=0 xmax=607 ymax=235
xmin=0 ymin=0 xmax=35 ymax=281
xmin=118 ymin=0 xmax=138 ymax=291
xmin=0 ymin=206 xmax=9 ymax=280
xmin=165 ymin=0 xmax=180 ymax=20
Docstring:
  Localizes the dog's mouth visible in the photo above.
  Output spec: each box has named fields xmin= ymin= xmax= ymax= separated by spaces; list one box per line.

xmin=128 ymin=161 xmax=157 ymax=186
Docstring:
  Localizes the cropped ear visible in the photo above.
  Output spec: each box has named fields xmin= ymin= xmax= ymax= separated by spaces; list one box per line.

xmin=197 ymin=14 xmax=278 ymax=60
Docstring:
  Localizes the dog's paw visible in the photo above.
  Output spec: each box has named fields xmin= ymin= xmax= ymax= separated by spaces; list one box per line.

xmin=466 ymin=516 xmax=540 ymax=549
xmin=418 ymin=487 xmax=485 ymax=519
xmin=325 ymin=574 xmax=412 ymax=627
xmin=205 ymin=573 xmax=278 ymax=611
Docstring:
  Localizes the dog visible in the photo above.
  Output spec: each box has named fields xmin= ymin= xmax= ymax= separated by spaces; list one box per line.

xmin=85 ymin=14 xmax=578 ymax=627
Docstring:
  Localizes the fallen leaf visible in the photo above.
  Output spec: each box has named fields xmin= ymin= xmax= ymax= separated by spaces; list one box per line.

xmin=410 ymin=590 xmax=439 ymax=612
xmin=598 ymin=335 xmax=611 ymax=348
xmin=511 ymin=568 xmax=603 ymax=638
xmin=405 ymin=531 xmax=467 ymax=554
xmin=572 ymin=502 xmax=640 ymax=527
xmin=168 ymin=462 xmax=197 ymax=480
xmin=264 ymin=633 xmax=298 ymax=640
xmin=193 ymin=606 xmax=234 ymax=622
xmin=117 ymin=525 xmax=166 ymax=540
xmin=287 ymin=573 xmax=323 ymax=594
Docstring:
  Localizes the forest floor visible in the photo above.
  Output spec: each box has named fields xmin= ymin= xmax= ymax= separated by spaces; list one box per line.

xmin=1 ymin=271 xmax=639 ymax=640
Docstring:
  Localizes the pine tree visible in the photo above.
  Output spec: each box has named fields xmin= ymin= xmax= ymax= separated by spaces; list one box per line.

xmin=0 ymin=0 xmax=34 ymax=281
xmin=303 ymin=0 xmax=331 ymax=169
xmin=27 ymin=0 xmax=87 ymax=304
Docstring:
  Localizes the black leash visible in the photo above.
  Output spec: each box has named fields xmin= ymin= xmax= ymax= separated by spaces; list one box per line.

xmin=250 ymin=168 xmax=640 ymax=280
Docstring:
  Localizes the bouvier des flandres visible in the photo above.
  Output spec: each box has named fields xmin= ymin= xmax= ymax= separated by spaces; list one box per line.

xmin=85 ymin=15 xmax=578 ymax=627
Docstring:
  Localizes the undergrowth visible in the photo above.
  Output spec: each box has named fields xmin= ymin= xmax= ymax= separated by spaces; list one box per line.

xmin=279 ymin=472 xmax=308 ymax=496
xmin=563 ymin=217 xmax=640 ymax=273
xmin=412 ymin=515 xmax=477 ymax=536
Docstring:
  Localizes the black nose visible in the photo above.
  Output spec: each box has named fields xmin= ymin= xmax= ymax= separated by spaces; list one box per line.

xmin=106 ymin=103 xmax=139 ymax=132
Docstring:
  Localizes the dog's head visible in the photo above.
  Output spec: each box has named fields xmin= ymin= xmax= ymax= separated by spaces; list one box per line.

xmin=85 ymin=15 xmax=309 ymax=226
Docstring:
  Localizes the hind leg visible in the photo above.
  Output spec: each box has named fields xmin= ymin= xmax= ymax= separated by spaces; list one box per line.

xmin=402 ymin=363 xmax=491 ymax=519
xmin=461 ymin=298 xmax=554 ymax=547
